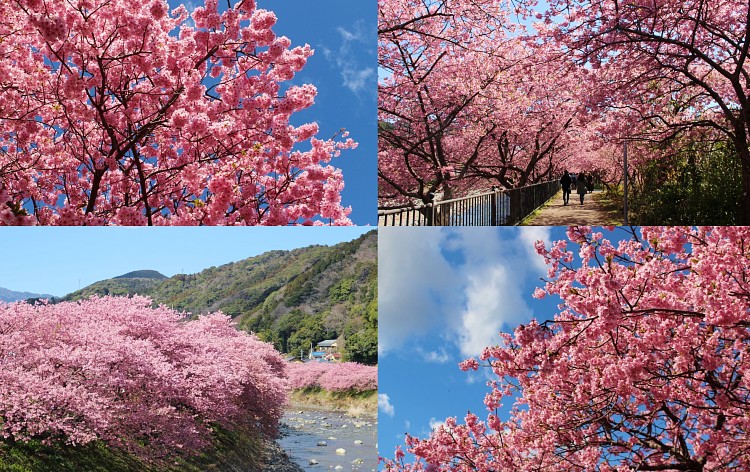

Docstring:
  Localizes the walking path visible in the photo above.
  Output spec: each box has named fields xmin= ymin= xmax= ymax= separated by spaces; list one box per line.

xmin=522 ymin=189 xmax=622 ymax=226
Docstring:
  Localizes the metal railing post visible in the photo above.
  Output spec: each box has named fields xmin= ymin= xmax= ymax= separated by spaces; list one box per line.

xmin=490 ymin=191 xmax=498 ymax=226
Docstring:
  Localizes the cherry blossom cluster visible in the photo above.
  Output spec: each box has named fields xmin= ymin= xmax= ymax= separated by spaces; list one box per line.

xmin=1 ymin=0 xmax=357 ymax=225
xmin=384 ymin=226 xmax=750 ymax=471
xmin=0 ymin=296 xmax=288 ymax=458
xmin=286 ymin=361 xmax=378 ymax=392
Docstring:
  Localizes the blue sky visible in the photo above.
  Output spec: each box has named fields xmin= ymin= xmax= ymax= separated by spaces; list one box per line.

xmin=181 ymin=0 xmax=375 ymax=224
xmin=378 ymin=226 xmax=574 ymax=464
xmin=264 ymin=1 xmax=376 ymax=225
xmin=0 ymin=226 xmax=372 ymax=297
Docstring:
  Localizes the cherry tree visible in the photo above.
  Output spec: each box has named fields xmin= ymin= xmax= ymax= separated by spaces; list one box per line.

xmin=378 ymin=0 xmax=514 ymax=206
xmin=526 ymin=0 xmax=750 ymax=222
xmin=0 ymin=295 xmax=288 ymax=458
xmin=286 ymin=361 xmax=378 ymax=392
xmin=384 ymin=226 xmax=750 ymax=471
xmin=461 ymin=45 xmax=587 ymax=189
xmin=0 ymin=0 xmax=356 ymax=225
xmin=378 ymin=0 xmax=602 ymax=208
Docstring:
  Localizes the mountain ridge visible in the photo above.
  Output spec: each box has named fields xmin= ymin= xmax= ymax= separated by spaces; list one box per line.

xmin=61 ymin=231 xmax=378 ymax=363
xmin=0 ymin=287 xmax=56 ymax=303
xmin=113 ymin=270 xmax=167 ymax=279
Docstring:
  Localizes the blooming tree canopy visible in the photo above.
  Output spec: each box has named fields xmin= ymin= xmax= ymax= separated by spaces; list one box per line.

xmin=0 ymin=0 xmax=356 ymax=225
xmin=286 ymin=361 xmax=378 ymax=392
xmin=0 ymin=296 xmax=288 ymax=459
xmin=377 ymin=0 xmax=613 ymax=207
xmin=379 ymin=0 xmax=750 ymax=221
xmin=384 ymin=226 xmax=750 ymax=471
xmin=529 ymin=0 xmax=750 ymax=220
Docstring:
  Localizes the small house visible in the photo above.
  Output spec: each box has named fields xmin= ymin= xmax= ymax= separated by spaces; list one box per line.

xmin=316 ymin=339 xmax=338 ymax=353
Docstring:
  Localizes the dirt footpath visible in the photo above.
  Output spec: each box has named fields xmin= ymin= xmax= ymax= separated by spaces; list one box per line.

xmin=522 ymin=189 xmax=622 ymax=226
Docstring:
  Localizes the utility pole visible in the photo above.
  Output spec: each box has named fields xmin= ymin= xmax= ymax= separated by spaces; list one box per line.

xmin=623 ymin=142 xmax=629 ymax=226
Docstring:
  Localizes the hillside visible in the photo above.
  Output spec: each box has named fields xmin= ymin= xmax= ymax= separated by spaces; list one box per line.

xmin=64 ymin=271 xmax=167 ymax=299
xmin=64 ymin=231 xmax=378 ymax=363
xmin=0 ymin=287 xmax=56 ymax=303
xmin=113 ymin=270 xmax=167 ymax=279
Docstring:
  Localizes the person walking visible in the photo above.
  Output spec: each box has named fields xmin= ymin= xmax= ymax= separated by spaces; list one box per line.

xmin=586 ymin=174 xmax=594 ymax=194
xmin=577 ymin=171 xmax=588 ymax=205
xmin=560 ymin=170 xmax=572 ymax=205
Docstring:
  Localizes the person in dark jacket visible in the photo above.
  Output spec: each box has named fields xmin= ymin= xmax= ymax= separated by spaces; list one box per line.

xmin=586 ymin=174 xmax=594 ymax=194
xmin=577 ymin=171 xmax=588 ymax=205
xmin=560 ymin=171 xmax=572 ymax=205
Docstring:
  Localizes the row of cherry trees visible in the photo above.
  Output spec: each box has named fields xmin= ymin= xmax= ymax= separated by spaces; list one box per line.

xmin=384 ymin=226 xmax=750 ymax=471
xmin=0 ymin=0 xmax=356 ymax=225
xmin=286 ymin=361 xmax=378 ymax=392
xmin=379 ymin=0 xmax=750 ymax=221
xmin=0 ymin=296 xmax=288 ymax=459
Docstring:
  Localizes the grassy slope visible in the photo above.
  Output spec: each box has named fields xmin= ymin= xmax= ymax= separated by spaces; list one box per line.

xmin=0 ymin=427 xmax=266 ymax=472
xmin=288 ymin=389 xmax=378 ymax=418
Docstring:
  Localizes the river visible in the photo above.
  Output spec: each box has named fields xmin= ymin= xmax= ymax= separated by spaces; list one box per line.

xmin=277 ymin=408 xmax=377 ymax=471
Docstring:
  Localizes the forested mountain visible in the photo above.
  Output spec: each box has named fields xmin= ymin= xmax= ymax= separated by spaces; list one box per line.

xmin=61 ymin=271 xmax=167 ymax=299
xmin=0 ymin=287 xmax=55 ymax=303
xmin=64 ymin=231 xmax=378 ymax=363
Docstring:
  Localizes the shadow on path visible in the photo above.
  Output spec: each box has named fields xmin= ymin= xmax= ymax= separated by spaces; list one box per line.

xmin=523 ymin=189 xmax=622 ymax=226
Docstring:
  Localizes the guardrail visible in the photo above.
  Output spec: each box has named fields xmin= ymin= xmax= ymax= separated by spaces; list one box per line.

xmin=378 ymin=180 xmax=560 ymax=226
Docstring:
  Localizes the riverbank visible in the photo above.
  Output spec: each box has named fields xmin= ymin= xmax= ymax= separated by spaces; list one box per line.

xmin=260 ymin=440 xmax=304 ymax=472
xmin=288 ymin=388 xmax=377 ymax=417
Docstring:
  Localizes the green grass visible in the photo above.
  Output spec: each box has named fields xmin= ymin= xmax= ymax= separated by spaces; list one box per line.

xmin=0 ymin=427 xmax=265 ymax=472
xmin=518 ymin=205 xmax=546 ymax=225
xmin=593 ymin=189 xmax=627 ymax=226
xmin=517 ymin=192 xmax=560 ymax=226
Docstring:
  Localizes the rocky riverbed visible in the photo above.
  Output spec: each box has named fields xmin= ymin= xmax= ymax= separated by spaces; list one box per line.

xmin=260 ymin=440 xmax=305 ymax=472
xmin=276 ymin=409 xmax=377 ymax=471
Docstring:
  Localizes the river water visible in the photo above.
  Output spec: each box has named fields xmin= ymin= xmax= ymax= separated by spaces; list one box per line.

xmin=277 ymin=409 xmax=377 ymax=471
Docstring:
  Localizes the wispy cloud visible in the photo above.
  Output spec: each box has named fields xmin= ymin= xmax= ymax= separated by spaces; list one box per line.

xmin=379 ymin=393 xmax=396 ymax=417
xmin=320 ymin=21 xmax=376 ymax=95
xmin=418 ymin=347 xmax=452 ymax=364
xmin=429 ymin=417 xmax=446 ymax=430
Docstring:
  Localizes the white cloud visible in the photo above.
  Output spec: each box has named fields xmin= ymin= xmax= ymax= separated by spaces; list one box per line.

xmin=319 ymin=21 xmax=376 ymax=95
xmin=444 ymin=229 xmax=533 ymax=358
xmin=457 ymin=264 xmax=532 ymax=357
xmin=419 ymin=347 xmax=452 ymax=363
xmin=336 ymin=26 xmax=362 ymax=42
xmin=378 ymin=228 xmax=457 ymax=355
xmin=380 ymin=228 xmax=544 ymax=360
xmin=429 ymin=417 xmax=446 ymax=430
xmin=379 ymin=393 xmax=395 ymax=417
xmin=341 ymin=67 xmax=376 ymax=95
xmin=517 ymin=227 xmax=552 ymax=275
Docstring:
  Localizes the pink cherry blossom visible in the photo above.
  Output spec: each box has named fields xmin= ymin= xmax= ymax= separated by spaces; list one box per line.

xmin=0 ymin=296 xmax=288 ymax=459
xmin=0 ymin=0 xmax=356 ymax=225
xmin=384 ymin=226 xmax=750 ymax=471
xmin=286 ymin=362 xmax=377 ymax=392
